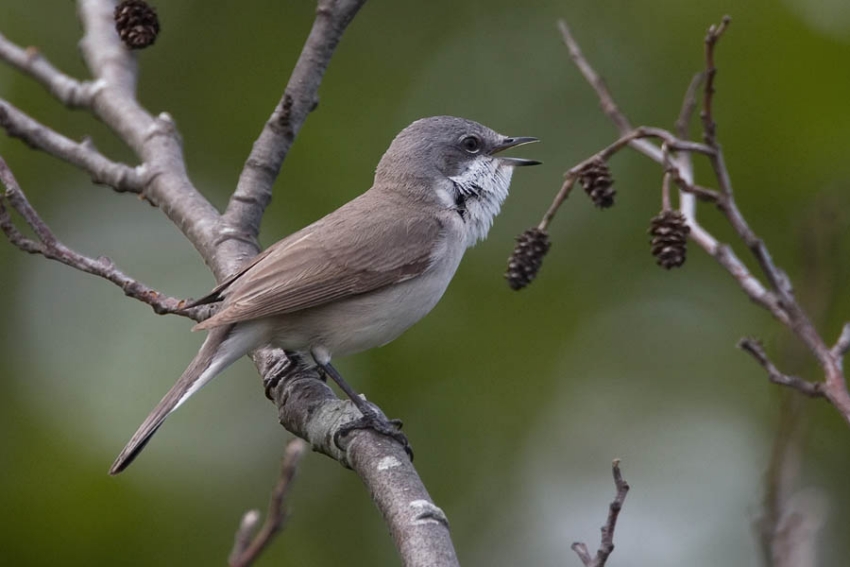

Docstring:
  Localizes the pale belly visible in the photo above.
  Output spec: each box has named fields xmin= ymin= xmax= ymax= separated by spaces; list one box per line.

xmin=259 ymin=248 xmax=463 ymax=360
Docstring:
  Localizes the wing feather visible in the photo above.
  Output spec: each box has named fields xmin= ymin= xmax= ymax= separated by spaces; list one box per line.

xmin=194 ymin=196 xmax=443 ymax=330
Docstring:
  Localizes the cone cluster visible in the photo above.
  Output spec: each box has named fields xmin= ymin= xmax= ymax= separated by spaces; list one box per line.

xmin=649 ymin=210 xmax=690 ymax=269
xmin=505 ymin=228 xmax=551 ymax=290
xmin=578 ymin=157 xmax=616 ymax=209
xmin=114 ymin=0 xmax=160 ymax=49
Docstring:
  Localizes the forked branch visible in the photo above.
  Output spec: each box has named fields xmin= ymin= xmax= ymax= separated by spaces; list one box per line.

xmin=571 ymin=460 xmax=630 ymax=567
xmin=540 ymin=17 xmax=850 ymax=426
xmin=0 ymin=157 xmax=206 ymax=320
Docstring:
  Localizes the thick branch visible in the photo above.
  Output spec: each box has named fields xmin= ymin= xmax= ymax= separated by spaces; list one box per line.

xmin=76 ymin=0 xmax=224 ymax=274
xmin=262 ymin=354 xmax=459 ymax=567
xmin=0 ymin=99 xmax=144 ymax=193
xmin=224 ymin=0 xmax=367 ymax=241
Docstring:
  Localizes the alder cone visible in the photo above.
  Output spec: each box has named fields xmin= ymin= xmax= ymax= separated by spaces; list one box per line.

xmin=114 ymin=0 xmax=160 ymax=49
xmin=505 ymin=228 xmax=551 ymax=290
xmin=649 ymin=210 xmax=690 ymax=269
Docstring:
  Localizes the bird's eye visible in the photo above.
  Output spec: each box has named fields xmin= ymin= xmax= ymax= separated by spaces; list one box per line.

xmin=461 ymin=135 xmax=481 ymax=153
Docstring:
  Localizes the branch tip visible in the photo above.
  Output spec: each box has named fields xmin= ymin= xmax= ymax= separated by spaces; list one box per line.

xmin=570 ymin=460 xmax=630 ymax=567
xmin=739 ymin=338 xmax=825 ymax=398
xmin=228 ymin=438 xmax=307 ymax=567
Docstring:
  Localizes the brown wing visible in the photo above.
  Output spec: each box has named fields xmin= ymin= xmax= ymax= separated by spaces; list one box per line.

xmin=194 ymin=196 xmax=444 ymax=330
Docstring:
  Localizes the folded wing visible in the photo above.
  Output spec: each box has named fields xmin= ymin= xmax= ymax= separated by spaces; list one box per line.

xmin=194 ymin=201 xmax=444 ymax=330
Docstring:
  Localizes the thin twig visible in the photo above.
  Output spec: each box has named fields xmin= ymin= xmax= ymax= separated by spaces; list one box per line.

xmin=557 ymin=19 xmax=664 ymax=163
xmin=701 ymin=15 xmax=731 ymax=147
xmin=229 ymin=439 xmax=307 ymax=567
xmin=674 ymin=72 xmax=704 ymax=232
xmin=0 ymin=32 xmax=98 ymax=108
xmin=556 ymin=17 xmax=850 ymax=425
xmin=539 ymin=174 xmax=576 ymax=232
xmin=539 ymin=126 xmax=714 ymax=229
xmin=833 ymin=323 xmax=850 ymax=363
xmin=0 ymin=157 xmax=204 ymax=320
xmin=676 ymin=72 xmax=706 ymax=139
xmin=75 ymin=0 xmax=224 ymax=272
xmin=0 ymin=100 xmax=144 ymax=193
xmin=738 ymin=339 xmax=824 ymax=398
xmin=571 ymin=460 xmax=630 ymax=567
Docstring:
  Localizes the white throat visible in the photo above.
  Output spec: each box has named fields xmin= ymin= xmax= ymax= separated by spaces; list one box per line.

xmin=448 ymin=158 xmax=514 ymax=247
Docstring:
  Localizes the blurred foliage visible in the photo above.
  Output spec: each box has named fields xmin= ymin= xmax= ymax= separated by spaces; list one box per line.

xmin=1 ymin=1 xmax=849 ymax=566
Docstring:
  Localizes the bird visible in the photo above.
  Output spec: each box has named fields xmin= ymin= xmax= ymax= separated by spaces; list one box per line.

xmin=110 ymin=115 xmax=539 ymax=474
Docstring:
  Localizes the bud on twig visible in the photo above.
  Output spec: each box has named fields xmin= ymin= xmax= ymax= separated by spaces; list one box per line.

xmin=648 ymin=210 xmax=690 ymax=269
xmin=578 ymin=157 xmax=616 ymax=209
xmin=114 ymin=0 xmax=160 ymax=49
xmin=505 ymin=228 xmax=551 ymax=290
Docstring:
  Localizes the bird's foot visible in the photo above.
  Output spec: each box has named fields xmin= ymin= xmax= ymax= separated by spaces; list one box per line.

xmin=334 ymin=408 xmax=414 ymax=461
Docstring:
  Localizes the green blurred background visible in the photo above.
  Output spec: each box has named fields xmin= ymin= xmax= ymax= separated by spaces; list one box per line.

xmin=2 ymin=0 xmax=850 ymax=565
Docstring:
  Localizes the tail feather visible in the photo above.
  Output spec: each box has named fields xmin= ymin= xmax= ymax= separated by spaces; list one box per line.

xmin=110 ymin=324 xmax=253 ymax=475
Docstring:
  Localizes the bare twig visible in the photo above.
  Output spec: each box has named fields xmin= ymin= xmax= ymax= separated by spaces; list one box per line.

xmin=675 ymin=72 xmax=706 ymax=140
xmin=223 ymin=0 xmax=367 ymax=243
xmin=554 ymin=17 xmax=850 ymax=426
xmin=0 ymin=156 xmax=204 ymax=320
xmin=0 ymin=32 xmax=98 ymax=108
xmin=571 ymin=460 xmax=630 ymax=567
xmin=539 ymin=174 xmax=576 ymax=232
xmin=0 ymin=100 xmax=144 ymax=193
xmin=701 ymin=16 xmax=731 ymax=147
xmin=229 ymin=439 xmax=307 ymax=567
xmin=557 ymin=20 xmax=664 ymax=163
xmin=738 ymin=339 xmax=824 ymax=398
xmin=674 ymin=72 xmax=704 ymax=228
xmin=539 ymin=127 xmax=713 ymax=230
xmin=833 ymin=323 xmax=850 ymax=362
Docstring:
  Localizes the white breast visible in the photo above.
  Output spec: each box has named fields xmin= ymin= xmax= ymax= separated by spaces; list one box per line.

xmin=449 ymin=158 xmax=514 ymax=247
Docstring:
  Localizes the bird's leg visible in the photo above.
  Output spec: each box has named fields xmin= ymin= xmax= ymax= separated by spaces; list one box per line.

xmin=263 ymin=351 xmax=328 ymax=399
xmin=319 ymin=362 xmax=413 ymax=460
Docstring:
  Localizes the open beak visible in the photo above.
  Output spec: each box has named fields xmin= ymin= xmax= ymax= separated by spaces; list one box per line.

xmin=491 ymin=136 xmax=541 ymax=166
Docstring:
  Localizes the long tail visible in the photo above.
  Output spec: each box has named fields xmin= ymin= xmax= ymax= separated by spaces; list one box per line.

xmin=110 ymin=323 xmax=256 ymax=475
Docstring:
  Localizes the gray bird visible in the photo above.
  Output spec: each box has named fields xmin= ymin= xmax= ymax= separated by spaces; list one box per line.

xmin=110 ymin=115 xmax=539 ymax=474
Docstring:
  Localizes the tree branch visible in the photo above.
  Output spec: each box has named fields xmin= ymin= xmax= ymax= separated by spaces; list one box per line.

xmin=0 ymin=32 xmax=99 ymax=108
xmin=223 ymin=0 xmax=367 ymax=242
xmin=701 ymin=16 xmax=731 ymax=148
xmin=0 ymin=99 xmax=144 ymax=193
xmin=262 ymin=354 xmax=460 ymax=567
xmin=557 ymin=20 xmax=663 ymax=163
xmin=229 ymin=438 xmax=307 ymax=567
xmin=76 ymin=0 xmax=224 ymax=272
xmin=571 ymin=460 xmax=630 ymax=567
xmin=548 ymin=17 xmax=850 ymax=426
xmin=738 ymin=339 xmax=824 ymax=398
xmin=832 ymin=323 xmax=850 ymax=363
xmin=0 ymin=156 xmax=206 ymax=319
